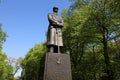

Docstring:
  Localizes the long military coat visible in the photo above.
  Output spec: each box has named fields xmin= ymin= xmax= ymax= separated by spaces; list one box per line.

xmin=47 ymin=13 xmax=64 ymax=47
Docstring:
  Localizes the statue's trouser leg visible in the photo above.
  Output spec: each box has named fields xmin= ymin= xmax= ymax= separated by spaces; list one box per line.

xmin=50 ymin=46 xmax=54 ymax=53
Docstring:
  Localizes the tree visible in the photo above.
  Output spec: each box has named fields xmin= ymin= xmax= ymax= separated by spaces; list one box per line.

xmin=7 ymin=57 xmax=23 ymax=76
xmin=61 ymin=0 xmax=120 ymax=79
xmin=21 ymin=42 xmax=47 ymax=80
xmin=0 ymin=24 xmax=14 ymax=80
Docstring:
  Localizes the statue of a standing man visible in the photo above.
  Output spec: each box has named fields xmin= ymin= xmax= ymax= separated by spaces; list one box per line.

xmin=47 ymin=6 xmax=64 ymax=53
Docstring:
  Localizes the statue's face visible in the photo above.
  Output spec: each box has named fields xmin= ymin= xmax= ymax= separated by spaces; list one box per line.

xmin=53 ymin=8 xmax=58 ymax=13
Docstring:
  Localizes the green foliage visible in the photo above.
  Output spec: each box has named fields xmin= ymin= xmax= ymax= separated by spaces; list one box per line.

xmin=0 ymin=24 xmax=14 ymax=80
xmin=0 ymin=54 xmax=14 ymax=80
xmin=21 ymin=42 xmax=47 ymax=80
xmin=61 ymin=0 xmax=120 ymax=80
xmin=0 ymin=24 xmax=7 ymax=51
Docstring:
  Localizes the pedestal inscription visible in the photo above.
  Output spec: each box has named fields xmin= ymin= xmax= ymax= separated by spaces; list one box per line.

xmin=44 ymin=53 xmax=72 ymax=80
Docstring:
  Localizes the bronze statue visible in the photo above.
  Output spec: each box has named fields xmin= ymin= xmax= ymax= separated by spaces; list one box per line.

xmin=47 ymin=6 xmax=64 ymax=53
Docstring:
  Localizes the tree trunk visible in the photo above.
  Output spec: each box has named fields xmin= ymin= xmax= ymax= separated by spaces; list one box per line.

xmin=102 ymin=27 xmax=114 ymax=80
xmin=103 ymin=31 xmax=109 ymax=68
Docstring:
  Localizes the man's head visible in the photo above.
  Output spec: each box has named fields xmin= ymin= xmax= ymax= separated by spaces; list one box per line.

xmin=53 ymin=6 xmax=58 ymax=13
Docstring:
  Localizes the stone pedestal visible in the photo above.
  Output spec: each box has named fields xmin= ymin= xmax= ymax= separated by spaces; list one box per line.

xmin=44 ymin=53 xmax=72 ymax=80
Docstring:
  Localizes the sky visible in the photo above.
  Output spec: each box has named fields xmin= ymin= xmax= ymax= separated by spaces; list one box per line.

xmin=0 ymin=0 xmax=72 ymax=59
